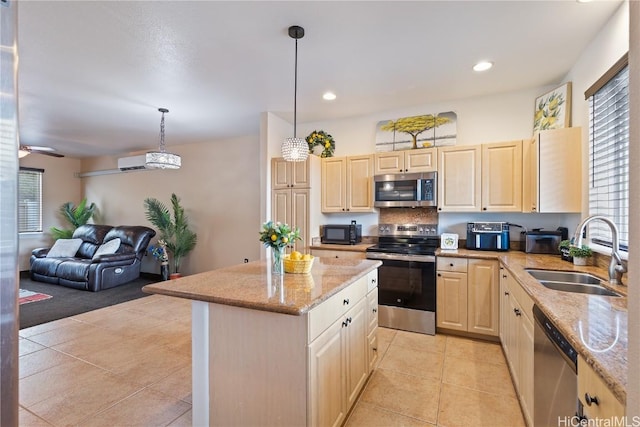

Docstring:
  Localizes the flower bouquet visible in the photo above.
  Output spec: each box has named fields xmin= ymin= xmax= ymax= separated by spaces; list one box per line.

xmin=259 ymin=221 xmax=301 ymax=274
xmin=148 ymin=239 xmax=169 ymax=280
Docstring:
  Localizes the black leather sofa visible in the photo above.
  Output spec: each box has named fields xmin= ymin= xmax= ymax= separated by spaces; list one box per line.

xmin=30 ymin=224 xmax=156 ymax=292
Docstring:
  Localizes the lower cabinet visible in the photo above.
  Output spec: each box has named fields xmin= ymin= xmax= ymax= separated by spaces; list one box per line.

xmin=500 ymin=266 xmax=534 ymax=426
xmin=578 ymin=356 xmax=625 ymax=421
xmin=436 ymin=257 xmax=499 ymax=337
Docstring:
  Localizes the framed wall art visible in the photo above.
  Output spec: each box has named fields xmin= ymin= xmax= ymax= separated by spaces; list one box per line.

xmin=375 ymin=111 xmax=457 ymax=152
xmin=533 ymin=82 xmax=572 ymax=132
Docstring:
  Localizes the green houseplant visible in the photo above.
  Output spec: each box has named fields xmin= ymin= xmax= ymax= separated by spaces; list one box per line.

xmin=569 ymin=244 xmax=592 ymax=266
xmin=50 ymin=198 xmax=97 ymax=240
xmin=144 ymin=193 xmax=197 ymax=275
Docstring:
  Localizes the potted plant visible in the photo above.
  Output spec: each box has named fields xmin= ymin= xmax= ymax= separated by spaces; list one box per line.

xmin=144 ymin=193 xmax=197 ymax=278
xmin=569 ymin=245 xmax=592 ymax=266
xmin=50 ymin=198 xmax=97 ymax=240
xmin=558 ymin=239 xmax=572 ymax=262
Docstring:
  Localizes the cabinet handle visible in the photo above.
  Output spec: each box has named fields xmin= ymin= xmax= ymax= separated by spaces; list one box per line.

xmin=502 ymin=275 xmax=507 ymax=279
xmin=343 ymin=298 xmax=350 ymax=305
xmin=437 ymin=273 xmax=442 ymax=277
xmin=372 ymin=308 xmax=377 ymax=313
xmin=483 ymin=207 xmax=487 ymax=211
xmin=347 ymin=317 xmax=352 ymax=324
xmin=335 ymin=255 xmax=339 ymax=258
xmin=405 ymin=169 xmax=408 ymax=172
xmin=504 ymin=291 xmax=510 ymax=296
xmin=371 ymin=278 xmax=376 ymax=284
xmin=342 ymin=321 xmax=348 ymax=328
xmin=438 ymin=208 xmax=442 ymax=211
xmin=399 ymin=169 xmax=403 ymax=172
xmin=584 ymin=393 xmax=599 ymax=406
xmin=514 ymin=308 xmax=521 ymax=316
xmin=449 ymin=263 xmax=454 ymax=267
xmin=373 ymin=347 xmax=378 ymax=352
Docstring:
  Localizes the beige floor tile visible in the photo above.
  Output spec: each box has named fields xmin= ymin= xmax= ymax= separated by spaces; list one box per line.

xmin=51 ymin=327 xmax=126 ymax=359
xmin=111 ymin=344 xmax=191 ymax=387
xmin=346 ymin=401 xmax=433 ymax=427
xmin=437 ymin=383 xmax=525 ymax=427
xmin=27 ymin=370 xmax=142 ymax=426
xmin=377 ymin=327 xmax=397 ymax=358
xmin=85 ymin=388 xmax=191 ymax=427
xmin=22 ymin=320 xmax=102 ymax=347
xmin=19 ymin=406 xmax=54 ymax=426
xmin=392 ymin=330 xmax=447 ymax=354
xmin=19 ymin=337 xmax=46 ymax=356
xmin=19 ymin=347 xmax=76 ymax=379
xmin=378 ymin=344 xmax=445 ymax=381
xmin=442 ymin=354 xmax=516 ymax=397
xmin=123 ymin=295 xmax=191 ymax=321
xmin=83 ymin=309 xmax=173 ymax=338
xmin=71 ymin=304 xmax=129 ymax=324
xmin=445 ymin=335 xmax=505 ymax=364
xmin=75 ymin=335 xmax=165 ymax=372
xmin=19 ymin=317 xmax=78 ymax=338
xmin=360 ymin=369 xmax=440 ymax=424
xmin=148 ymin=365 xmax=192 ymax=403
xmin=167 ymin=408 xmax=192 ymax=426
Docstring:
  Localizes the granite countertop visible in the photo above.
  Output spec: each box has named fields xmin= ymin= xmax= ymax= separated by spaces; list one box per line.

xmin=308 ymin=242 xmax=374 ymax=252
xmin=438 ymin=248 xmax=627 ymax=406
xmin=142 ymin=257 xmax=382 ymax=316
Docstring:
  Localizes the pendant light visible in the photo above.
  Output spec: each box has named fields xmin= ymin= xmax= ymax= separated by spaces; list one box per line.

xmin=281 ymin=25 xmax=309 ymax=162
xmin=146 ymin=108 xmax=181 ymax=169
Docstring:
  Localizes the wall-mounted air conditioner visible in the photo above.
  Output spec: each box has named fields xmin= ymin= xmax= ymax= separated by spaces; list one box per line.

xmin=117 ymin=155 xmax=149 ymax=171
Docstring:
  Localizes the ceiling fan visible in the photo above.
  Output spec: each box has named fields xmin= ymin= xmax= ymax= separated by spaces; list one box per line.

xmin=19 ymin=145 xmax=64 ymax=158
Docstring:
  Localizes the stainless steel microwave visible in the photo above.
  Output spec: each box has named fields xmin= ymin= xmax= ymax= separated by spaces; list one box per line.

xmin=373 ymin=172 xmax=437 ymax=208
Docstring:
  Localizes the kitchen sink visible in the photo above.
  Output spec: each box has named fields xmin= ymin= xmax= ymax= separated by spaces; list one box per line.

xmin=525 ymin=269 xmax=621 ymax=297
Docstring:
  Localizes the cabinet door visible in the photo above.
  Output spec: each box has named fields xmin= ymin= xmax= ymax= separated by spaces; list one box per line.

xmin=578 ymin=356 xmax=625 ymax=420
xmin=505 ymin=294 xmax=521 ymax=390
xmin=436 ymin=271 xmax=468 ymax=331
xmin=344 ymin=298 xmax=368 ymax=409
xmin=481 ymin=141 xmax=522 ymax=212
xmin=367 ymin=328 xmax=378 ymax=372
xmin=519 ymin=312 xmax=535 ymax=426
xmin=308 ymin=318 xmax=346 ymax=427
xmin=321 ymin=157 xmax=347 ymax=212
xmin=374 ymin=151 xmax=404 ymax=174
xmin=467 ymin=259 xmax=500 ymax=336
xmin=437 ymin=145 xmax=481 ymax=212
xmin=346 ymin=155 xmax=374 ymax=212
xmin=291 ymin=159 xmax=311 ymax=187
xmin=499 ymin=269 xmax=510 ymax=350
xmin=271 ymin=189 xmax=291 ymax=226
xmin=405 ymin=147 xmax=437 ymax=172
xmin=272 ymin=158 xmax=291 ymax=189
xmin=291 ymin=189 xmax=309 ymax=253
xmin=367 ymin=288 xmax=378 ymax=334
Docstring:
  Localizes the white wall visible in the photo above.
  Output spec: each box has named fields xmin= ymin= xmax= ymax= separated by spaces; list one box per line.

xmin=18 ymin=155 xmax=82 ymax=270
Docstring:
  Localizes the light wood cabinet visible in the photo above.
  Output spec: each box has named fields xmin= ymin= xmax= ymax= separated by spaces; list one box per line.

xmin=522 ymin=127 xmax=582 ymax=213
xmin=499 ymin=266 xmax=534 ymax=426
xmin=481 ymin=140 xmax=523 ymax=212
xmin=321 ymin=155 xmax=374 ymax=213
xmin=436 ymin=257 xmax=499 ymax=337
xmin=578 ymin=356 xmax=625 ymax=421
xmin=374 ymin=147 xmax=437 ymax=174
xmin=271 ymin=157 xmax=320 ymax=253
xmin=437 ymin=145 xmax=482 ymax=212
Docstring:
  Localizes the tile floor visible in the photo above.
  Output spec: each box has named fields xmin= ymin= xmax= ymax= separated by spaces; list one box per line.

xmin=18 ymin=294 xmax=525 ymax=426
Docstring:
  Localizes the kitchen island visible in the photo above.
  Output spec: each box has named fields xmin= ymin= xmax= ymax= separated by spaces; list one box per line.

xmin=143 ymin=257 xmax=381 ymax=427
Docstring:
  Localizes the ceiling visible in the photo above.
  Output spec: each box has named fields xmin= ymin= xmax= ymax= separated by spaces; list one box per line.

xmin=17 ymin=0 xmax=622 ymax=158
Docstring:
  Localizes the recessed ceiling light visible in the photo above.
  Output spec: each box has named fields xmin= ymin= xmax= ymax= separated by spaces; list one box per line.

xmin=473 ymin=61 xmax=493 ymax=72
xmin=323 ymin=92 xmax=337 ymax=101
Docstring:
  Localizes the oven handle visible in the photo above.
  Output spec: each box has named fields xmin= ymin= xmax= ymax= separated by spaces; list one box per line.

xmin=366 ymin=252 xmax=435 ymax=263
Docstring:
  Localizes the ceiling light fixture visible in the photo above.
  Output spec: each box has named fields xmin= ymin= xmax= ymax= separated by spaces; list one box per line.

xmin=473 ymin=61 xmax=493 ymax=72
xmin=281 ymin=25 xmax=309 ymax=163
xmin=146 ymin=108 xmax=181 ymax=170
xmin=323 ymin=92 xmax=337 ymax=101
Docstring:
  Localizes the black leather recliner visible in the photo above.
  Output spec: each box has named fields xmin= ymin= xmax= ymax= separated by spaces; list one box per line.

xmin=30 ymin=224 xmax=156 ymax=292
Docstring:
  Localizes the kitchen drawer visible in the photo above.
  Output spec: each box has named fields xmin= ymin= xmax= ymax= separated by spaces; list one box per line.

xmin=308 ymin=275 xmax=367 ymax=343
xmin=310 ymin=249 xmax=366 ymax=260
xmin=578 ymin=356 xmax=625 ymax=420
xmin=437 ymin=257 xmax=468 ymax=273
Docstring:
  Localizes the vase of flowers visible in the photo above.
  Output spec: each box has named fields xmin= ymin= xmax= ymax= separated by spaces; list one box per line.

xmin=259 ymin=221 xmax=301 ymax=274
xmin=306 ymin=130 xmax=335 ymax=158
xmin=148 ymin=239 xmax=170 ymax=281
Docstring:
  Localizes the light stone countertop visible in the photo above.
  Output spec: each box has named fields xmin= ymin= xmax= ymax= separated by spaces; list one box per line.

xmin=438 ymin=248 xmax=627 ymax=406
xmin=142 ymin=257 xmax=382 ymax=316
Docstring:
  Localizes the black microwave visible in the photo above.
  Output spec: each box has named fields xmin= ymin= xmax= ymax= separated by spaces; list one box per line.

xmin=373 ymin=172 xmax=437 ymax=208
xmin=321 ymin=222 xmax=362 ymax=245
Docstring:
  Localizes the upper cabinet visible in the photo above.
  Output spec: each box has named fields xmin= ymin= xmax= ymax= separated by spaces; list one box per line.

xmin=374 ymin=147 xmax=437 ymax=174
xmin=322 ymin=155 xmax=374 ymax=213
xmin=482 ymin=140 xmax=523 ymax=212
xmin=272 ymin=157 xmax=311 ymax=189
xmin=437 ymin=145 xmax=482 ymax=212
xmin=523 ymin=127 xmax=582 ymax=213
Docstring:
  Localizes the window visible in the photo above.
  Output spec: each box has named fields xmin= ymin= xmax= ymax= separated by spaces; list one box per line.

xmin=585 ymin=54 xmax=629 ymax=251
xmin=18 ymin=168 xmax=43 ymax=233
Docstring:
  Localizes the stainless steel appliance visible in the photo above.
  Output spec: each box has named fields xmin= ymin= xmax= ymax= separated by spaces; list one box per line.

xmin=321 ymin=221 xmax=362 ymax=245
xmin=365 ymin=223 xmax=438 ymax=335
xmin=466 ymin=221 xmax=509 ymax=251
xmin=533 ymin=305 xmax=582 ymax=426
xmin=522 ymin=227 xmax=568 ymax=254
xmin=373 ymin=172 xmax=437 ymax=208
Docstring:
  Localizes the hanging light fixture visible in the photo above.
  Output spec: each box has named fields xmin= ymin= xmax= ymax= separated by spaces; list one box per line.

xmin=282 ymin=25 xmax=309 ymax=162
xmin=146 ymin=108 xmax=181 ymax=169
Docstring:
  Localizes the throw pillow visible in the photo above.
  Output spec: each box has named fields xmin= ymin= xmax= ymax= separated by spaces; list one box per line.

xmin=92 ymin=238 xmax=121 ymax=260
xmin=46 ymin=238 xmax=83 ymax=258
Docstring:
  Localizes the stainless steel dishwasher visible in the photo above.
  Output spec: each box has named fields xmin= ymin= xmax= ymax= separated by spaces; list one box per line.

xmin=533 ymin=305 xmax=582 ymax=426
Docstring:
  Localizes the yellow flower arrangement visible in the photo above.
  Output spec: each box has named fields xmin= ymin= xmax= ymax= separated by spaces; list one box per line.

xmin=306 ymin=130 xmax=335 ymax=158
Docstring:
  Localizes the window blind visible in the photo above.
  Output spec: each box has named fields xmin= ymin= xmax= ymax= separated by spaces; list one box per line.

xmin=588 ymin=65 xmax=629 ymax=250
xmin=18 ymin=168 xmax=43 ymax=233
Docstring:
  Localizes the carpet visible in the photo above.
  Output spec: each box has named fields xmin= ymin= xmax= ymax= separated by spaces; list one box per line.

xmin=19 ymin=272 xmax=161 ymax=329
xmin=19 ymin=289 xmax=53 ymax=305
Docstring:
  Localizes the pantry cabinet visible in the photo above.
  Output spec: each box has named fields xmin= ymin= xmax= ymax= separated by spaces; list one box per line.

xmin=500 ymin=266 xmax=534 ymax=426
xmin=436 ymin=257 xmax=499 ymax=337
xmin=522 ymin=127 xmax=582 ymax=213
xmin=321 ymin=155 xmax=374 ymax=213
xmin=373 ymin=147 xmax=437 ymax=174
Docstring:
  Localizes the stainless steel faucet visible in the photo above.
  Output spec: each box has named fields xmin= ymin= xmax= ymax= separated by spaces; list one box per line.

xmin=572 ymin=215 xmax=627 ymax=285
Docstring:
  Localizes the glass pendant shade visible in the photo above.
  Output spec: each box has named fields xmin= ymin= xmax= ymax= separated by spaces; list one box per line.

xmin=282 ymin=137 xmax=309 ymax=162
xmin=146 ymin=107 xmax=181 ymax=170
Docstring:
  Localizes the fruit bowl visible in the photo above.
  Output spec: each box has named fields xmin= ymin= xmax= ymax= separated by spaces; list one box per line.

xmin=284 ymin=254 xmax=315 ymax=274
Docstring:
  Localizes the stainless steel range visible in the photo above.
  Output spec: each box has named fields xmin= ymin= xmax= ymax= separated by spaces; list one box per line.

xmin=366 ymin=223 xmax=439 ymax=335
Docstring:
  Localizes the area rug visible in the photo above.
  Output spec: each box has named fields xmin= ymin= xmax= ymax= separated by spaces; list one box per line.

xmin=19 ymin=289 xmax=53 ymax=305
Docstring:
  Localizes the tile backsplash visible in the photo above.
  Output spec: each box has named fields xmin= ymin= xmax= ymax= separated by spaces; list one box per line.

xmin=379 ymin=207 xmax=438 ymax=226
